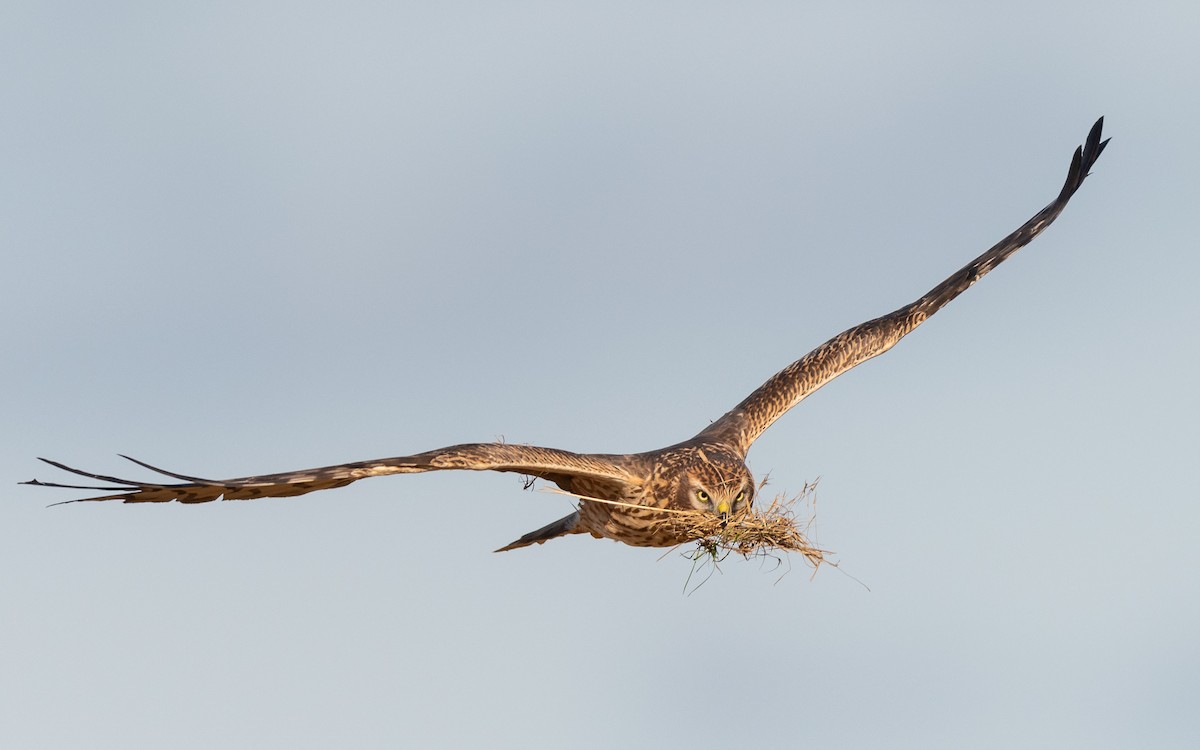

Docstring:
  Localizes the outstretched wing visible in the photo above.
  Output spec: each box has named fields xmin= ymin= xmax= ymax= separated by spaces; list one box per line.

xmin=24 ymin=444 xmax=645 ymax=504
xmin=697 ymin=117 xmax=1109 ymax=455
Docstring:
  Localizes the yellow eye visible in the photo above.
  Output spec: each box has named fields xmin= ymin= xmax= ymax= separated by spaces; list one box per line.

xmin=696 ymin=489 xmax=710 ymax=503
xmin=734 ymin=491 xmax=745 ymax=505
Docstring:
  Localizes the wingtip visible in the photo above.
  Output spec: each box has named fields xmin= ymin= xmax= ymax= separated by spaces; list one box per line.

xmin=20 ymin=478 xmax=66 ymax=488
xmin=1083 ymin=116 xmax=1104 ymax=150
xmin=1083 ymin=117 xmax=1107 ymax=157
xmin=1058 ymin=117 xmax=1109 ymax=199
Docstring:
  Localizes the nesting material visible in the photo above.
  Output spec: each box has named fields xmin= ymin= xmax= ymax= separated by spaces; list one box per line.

xmin=669 ymin=484 xmax=826 ymax=569
xmin=537 ymin=482 xmax=827 ymax=570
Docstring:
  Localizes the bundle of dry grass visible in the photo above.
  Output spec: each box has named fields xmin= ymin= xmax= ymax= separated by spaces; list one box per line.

xmin=536 ymin=481 xmax=827 ymax=571
xmin=667 ymin=483 xmax=826 ymax=569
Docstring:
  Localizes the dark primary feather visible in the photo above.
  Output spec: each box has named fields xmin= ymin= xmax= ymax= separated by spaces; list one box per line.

xmin=696 ymin=117 xmax=1108 ymax=454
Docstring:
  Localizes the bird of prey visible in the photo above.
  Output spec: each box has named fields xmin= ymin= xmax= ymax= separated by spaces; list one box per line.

xmin=25 ymin=119 xmax=1109 ymax=552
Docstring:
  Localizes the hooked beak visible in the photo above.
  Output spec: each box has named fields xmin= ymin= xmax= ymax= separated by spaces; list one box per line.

xmin=716 ymin=500 xmax=730 ymax=519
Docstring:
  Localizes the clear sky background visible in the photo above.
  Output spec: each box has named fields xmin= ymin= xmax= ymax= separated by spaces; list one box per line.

xmin=3 ymin=3 xmax=1197 ymax=748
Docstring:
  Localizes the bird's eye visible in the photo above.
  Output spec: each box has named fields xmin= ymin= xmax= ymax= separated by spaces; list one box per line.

xmin=734 ymin=490 xmax=745 ymax=505
xmin=696 ymin=489 xmax=710 ymax=503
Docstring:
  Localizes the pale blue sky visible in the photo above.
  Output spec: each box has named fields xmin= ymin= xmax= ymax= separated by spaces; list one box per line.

xmin=3 ymin=2 xmax=1198 ymax=748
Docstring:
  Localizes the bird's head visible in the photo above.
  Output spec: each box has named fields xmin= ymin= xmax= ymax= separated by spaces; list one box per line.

xmin=680 ymin=457 xmax=755 ymax=518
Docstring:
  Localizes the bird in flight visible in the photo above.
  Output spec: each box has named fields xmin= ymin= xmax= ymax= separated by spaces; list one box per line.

xmin=25 ymin=119 xmax=1109 ymax=553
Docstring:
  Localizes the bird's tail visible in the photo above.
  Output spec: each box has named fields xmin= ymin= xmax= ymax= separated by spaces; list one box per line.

xmin=494 ymin=511 xmax=581 ymax=552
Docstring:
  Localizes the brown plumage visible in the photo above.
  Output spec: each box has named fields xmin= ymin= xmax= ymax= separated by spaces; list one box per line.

xmin=24 ymin=119 xmax=1109 ymax=552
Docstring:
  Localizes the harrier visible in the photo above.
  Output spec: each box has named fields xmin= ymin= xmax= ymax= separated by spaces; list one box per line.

xmin=26 ymin=119 xmax=1109 ymax=552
